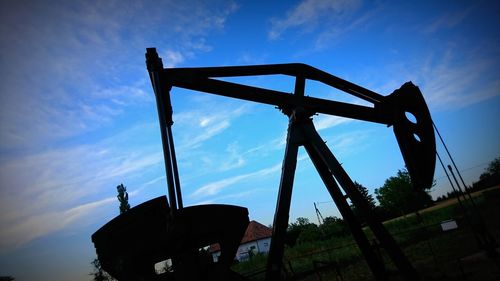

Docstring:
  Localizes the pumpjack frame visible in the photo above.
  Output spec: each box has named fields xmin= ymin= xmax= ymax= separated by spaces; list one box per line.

xmin=146 ymin=48 xmax=436 ymax=280
xmin=143 ymin=48 xmax=436 ymax=280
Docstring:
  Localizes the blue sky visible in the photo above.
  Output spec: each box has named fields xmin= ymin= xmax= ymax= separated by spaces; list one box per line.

xmin=1 ymin=0 xmax=499 ymax=280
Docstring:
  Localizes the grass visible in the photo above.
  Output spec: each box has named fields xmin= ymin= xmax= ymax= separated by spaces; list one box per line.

xmin=232 ymin=186 xmax=500 ymax=280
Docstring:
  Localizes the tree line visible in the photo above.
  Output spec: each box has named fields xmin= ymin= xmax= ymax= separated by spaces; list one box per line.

xmin=287 ymin=156 xmax=499 ymax=245
xmin=435 ymin=157 xmax=500 ymax=202
xmin=285 ymin=169 xmax=432 ymax=245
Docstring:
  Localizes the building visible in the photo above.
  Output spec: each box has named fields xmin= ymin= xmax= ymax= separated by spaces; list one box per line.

xmin=209 ymin=220 xmax=272 ymax=262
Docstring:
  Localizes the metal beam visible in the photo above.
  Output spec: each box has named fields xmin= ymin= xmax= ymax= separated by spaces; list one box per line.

xmin=265 ymin=114 xmax=301 ymax=281
xmin=163 ymin=63 xmax=384 ymax=103
xmin=304 ymin=141 xmax=388 ymax=281
xmin=166 ymin=76 xmax=391 ymax=125
xmin=302 ymin=120 xmax=421 ymax=281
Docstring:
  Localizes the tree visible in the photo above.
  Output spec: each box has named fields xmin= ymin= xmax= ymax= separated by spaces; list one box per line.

xmin=350 ymin=181 xmax=376 ymax=223
xmin=90 ymin=184 xmax=131 ymax=281
xmin=320 ymin=216 xmax=349 ymax=238
xmin=286 ymin=217 xmax=321 ymax=246
xmin=484 ymin=157 xmax=500 ymax=177
xmin=90 ymin=258 xmax=114 ymax=281
xmin=116 ymin=183 xmax=130 ymax=214
xmin=375 ymin=169 xmax=433 ymax=218
xmin=473 ymin=157 xmax=500 ymax=190
xmin=297 ymin=224 xmax=321 ymax=244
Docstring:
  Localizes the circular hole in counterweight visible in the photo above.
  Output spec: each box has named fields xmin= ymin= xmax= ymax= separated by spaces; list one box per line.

xmin=405 ymin=111 xmax=418 ymax=124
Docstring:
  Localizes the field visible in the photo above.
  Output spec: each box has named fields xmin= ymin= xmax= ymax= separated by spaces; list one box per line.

xmin=232 ymin=186 xmax=500 ymax=280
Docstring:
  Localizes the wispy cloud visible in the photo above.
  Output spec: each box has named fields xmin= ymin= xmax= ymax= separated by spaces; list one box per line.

xmin=233 ymin=113 xmax=351 ymax=163
xmin=346 ymin=16 xmax=500 ymax=113
xmin=192 ymin=189 xmax=259 ymax=205
xmin=0 ymin=0 xmax=241 ymax=250
xmin=423 ymin=7 xmax=472 ymax=34
xmin=0 ymin=0 xmax=239 ymax=151
xmin=218 ymin=142 xmax=247 ymax=171
xmin=314 ymin=115 xmax=351 ymax=131
xmin=190 ymin=163 xmax=282 ymax=199
xmin=327 ymin=130 xmax=371 ymax=154
xmin=376 ymin=45 xmax=500 ymax=111
xmin=268 ymin=0 xmax=362 ymax=43
xmin=189 ymin=150 xmax=317 ymax=202
xmin=174 ymin=103 xmax=250 ymax=150
xmin=313 ymin=6 xmax=378 ymax=50
xmin=0 ymin=124 xmax=164 ymax=251
xmin=236 ymin=52 xmax=270 ymax=65
xmin=225 ymin=130 xmax=288 ymax=164
xmin=418 ymin=50 xmax=500 ymax=109
xmin=0 ymin=196 xmax=115 ymax=253
xmin=162 ymin=50 xmax=185 ymax=68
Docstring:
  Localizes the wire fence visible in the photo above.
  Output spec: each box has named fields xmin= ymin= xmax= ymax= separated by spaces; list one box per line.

xmin=240 ymin=219 xmax=498 ymax=280
xmin=237 ymin=187 xmax=500 ymax=280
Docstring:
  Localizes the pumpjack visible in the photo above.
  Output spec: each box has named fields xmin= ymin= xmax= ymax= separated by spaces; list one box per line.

xmin=91 ymin=48 xmax=436 ymax=281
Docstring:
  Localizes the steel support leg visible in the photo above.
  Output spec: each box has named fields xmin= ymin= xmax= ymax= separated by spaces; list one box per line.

xmin=302 ymin=120 xmax=421 ymax=281
xmin=265 ymin=117 xmax=302 ymax=281
xmin=304 ymin=142 xmax=388 ymax=281
xmin=266 ymin=115 xmax=420 ymax=281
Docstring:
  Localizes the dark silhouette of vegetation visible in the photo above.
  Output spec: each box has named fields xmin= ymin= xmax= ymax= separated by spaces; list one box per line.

xmin=286 ymin=171 xmax=437 ymax=247
xmin=434 ymin=157 xmax=499 ymax=202
xmin=90 ymin=258 xmax=114 ymax=281
xmin=350 ymin=181 xmax=376 ymax=223
xmin=90 ymin=184 xmax=131 ymax=280
xmin=320 ymin=216 xmax=349 ymax=238
xmin=236 ymin=161 xmax=500 ymax=279
xmin=434 ymin=189 xmax=463 ymax=202
xmin=472 ymin=157 xmax=500 ymax=191
xmin=235 ymin=188 xmax=500 ymax=280
xmin=286 ymin=216 xmax=350 ymax=246
xmin=116 ymin=183 xmax=130 ymax=214
xmin=287 ymin=217 xmax=320 ymax=246
xmin=0 ymin=277 xmax=15 ymax=281
xmin=481 ymin=157 xmax=500 ymax=178
xmin=375 ymin=169 xmax=433 ymax=218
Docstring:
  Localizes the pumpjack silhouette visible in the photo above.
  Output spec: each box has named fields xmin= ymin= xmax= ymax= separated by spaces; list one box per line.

xmin=92 ymin=48 xmax=436 ymax=281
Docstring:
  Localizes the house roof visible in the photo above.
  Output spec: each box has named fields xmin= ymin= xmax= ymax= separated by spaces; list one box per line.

xmin=209 ymin=220 xmax=272 ymax=253
xmin=241 ymin=220 xmax=273 ymax=243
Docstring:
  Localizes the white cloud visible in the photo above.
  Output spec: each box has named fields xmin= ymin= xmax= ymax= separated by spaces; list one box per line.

xmin=0 ymin=124 xmax=164 ymax=250
xmin=190 ymin=163 xmax=281 ymax=198
xmin=0 ymin=100 xmax=250 ymax=251
xmin=268 ymin=0 xmax=361 ymax=40
xmin=184 ymin=120 xmax=231 ymax=148
xmin=353 ymin=33 xmax=500 ymax=114
xmin=192 ymin=189 xmax=259 ymax=205
xmin=423 ymin=8 xmax=472 ymax=34
xmin=0 ymin=0 xmax=239 ymax=150
xmin=419 ymin=54 xmax=499 ymax=109
xmin=0 ymin=5 xmax=246 ymax=247
xmin=244 ymin=131 xmax=288 ymax=156
xmin=313 ymin=6 xmax=377 ymax=49
xmin=0 ymin=196 xmax=115 ymax=253
xmin=199 ymin=117 xmax=212 ymax=127
xmin=300 ymin=129 xmax=373 ymax=164
xmin=162 ymin=50 xmax=185 ymax=68
xmin=314 ymin=115 xmax=351 ymax=131
xmin=378 ymin=46 xmax=500 ymax=111
xmin=174 ymin=103 xmax=250 ymax=150
xmin=218 ymin=142 xmax=246 ymax=171
xmin=0 ymin=146 xmax=162 ymax=218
